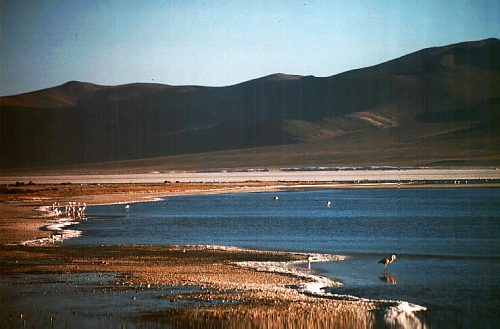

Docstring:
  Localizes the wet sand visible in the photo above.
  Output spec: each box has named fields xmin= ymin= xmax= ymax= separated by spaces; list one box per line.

xmin=1 ymin=244 xmax=410 ymax=328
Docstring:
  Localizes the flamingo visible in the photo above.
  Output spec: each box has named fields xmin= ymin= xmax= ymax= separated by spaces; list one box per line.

xmin=70 ymin=202 xmax=76 ymax=217
xmin=378 ymin=254 xmax=397 ymax=270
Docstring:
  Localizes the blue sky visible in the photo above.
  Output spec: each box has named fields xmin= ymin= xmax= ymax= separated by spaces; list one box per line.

xmin=1 ymin=0 xmax=499 ymax=96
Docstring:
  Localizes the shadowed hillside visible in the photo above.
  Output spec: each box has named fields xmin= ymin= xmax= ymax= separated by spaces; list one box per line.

xmin=1 ymin=38 xmax=499 ymax=171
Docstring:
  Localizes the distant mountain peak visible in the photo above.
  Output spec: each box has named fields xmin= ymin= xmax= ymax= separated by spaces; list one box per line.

xmin=262 ymin=73 xmax=304 ymax=81
xmin=463 ymin=37 xmax=499 ymax=46
xmin=58 ymin=80 xmax=103 ymax=91
xmin=62 ymin=80 xmax=88 ymax=86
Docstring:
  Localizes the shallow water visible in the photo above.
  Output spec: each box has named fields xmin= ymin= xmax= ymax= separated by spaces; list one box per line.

xmin=69 ymin=188 xmax=500 ymax=327
xmin=0 ymin=273 xmax=210 ymax=329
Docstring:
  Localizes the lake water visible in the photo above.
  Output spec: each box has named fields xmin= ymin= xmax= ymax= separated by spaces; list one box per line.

xmin=69 ymin=188 xmax=500 ymax=328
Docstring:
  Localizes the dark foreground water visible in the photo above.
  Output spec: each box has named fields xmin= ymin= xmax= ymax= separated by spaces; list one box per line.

xmin=67 ymin=188 xmax=500 ymax=328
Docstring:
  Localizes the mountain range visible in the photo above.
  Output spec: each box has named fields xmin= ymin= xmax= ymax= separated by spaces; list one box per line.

xmin=1 ymin=38 xmax=499 ymax=172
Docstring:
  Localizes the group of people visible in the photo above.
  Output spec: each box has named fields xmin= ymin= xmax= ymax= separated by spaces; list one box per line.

xmin=48 ymin=202 xmax=87 ymax=218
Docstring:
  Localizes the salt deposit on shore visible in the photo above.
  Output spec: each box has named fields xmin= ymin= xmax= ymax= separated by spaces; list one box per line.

xmin=2 ymin=167 xmax=499 ymax=184
xmin=233 ymin=247 xmax=427 ymax=327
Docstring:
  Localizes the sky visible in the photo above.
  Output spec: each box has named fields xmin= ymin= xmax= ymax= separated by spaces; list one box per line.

xmin=1 ymin=0 xmax=499 ymax=96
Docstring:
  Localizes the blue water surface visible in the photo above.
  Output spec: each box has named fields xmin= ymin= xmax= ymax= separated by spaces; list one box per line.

xmin=69 ymin=188 xmax=500 ymax=328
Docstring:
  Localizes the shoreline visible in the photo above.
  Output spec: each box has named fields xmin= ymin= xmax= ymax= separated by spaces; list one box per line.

xmin=1 ymin=180 xmax=499 ymax=245
xmin=2 ymin=180 xmax=369 ymax=248
xmin=0 ymin=180 xmax=495 ymax=327
xmin=0 ymin=243 xmax=426 ymax=328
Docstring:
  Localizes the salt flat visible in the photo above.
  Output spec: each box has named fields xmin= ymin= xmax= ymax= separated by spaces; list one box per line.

xmin=1 ymin=168 xmax=499 ymax=184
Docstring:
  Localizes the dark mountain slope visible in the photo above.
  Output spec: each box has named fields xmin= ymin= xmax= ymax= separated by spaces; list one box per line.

xmin=1 ymin=38 xmax=499 ymax=170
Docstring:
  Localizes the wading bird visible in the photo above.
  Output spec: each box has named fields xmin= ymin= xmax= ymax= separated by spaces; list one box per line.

xmin=378 ymin=254 xmax=397 ymax=271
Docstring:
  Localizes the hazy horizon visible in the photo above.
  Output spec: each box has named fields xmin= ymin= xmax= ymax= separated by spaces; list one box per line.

xmin=1 ymin=0 xmax=499 ymax=96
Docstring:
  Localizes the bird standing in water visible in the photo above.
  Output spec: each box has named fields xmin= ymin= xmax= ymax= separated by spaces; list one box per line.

xmin=378 ymin=254 xmax=397 ymax=271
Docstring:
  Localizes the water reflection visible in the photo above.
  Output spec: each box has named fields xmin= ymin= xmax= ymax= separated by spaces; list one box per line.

xmin=137 ymin=302 xmax=429 ymax=329
xmin=379 ymin=272 xmax=397 ymax=285
xmin=138 ymin=306 xmax=377 ymax=329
